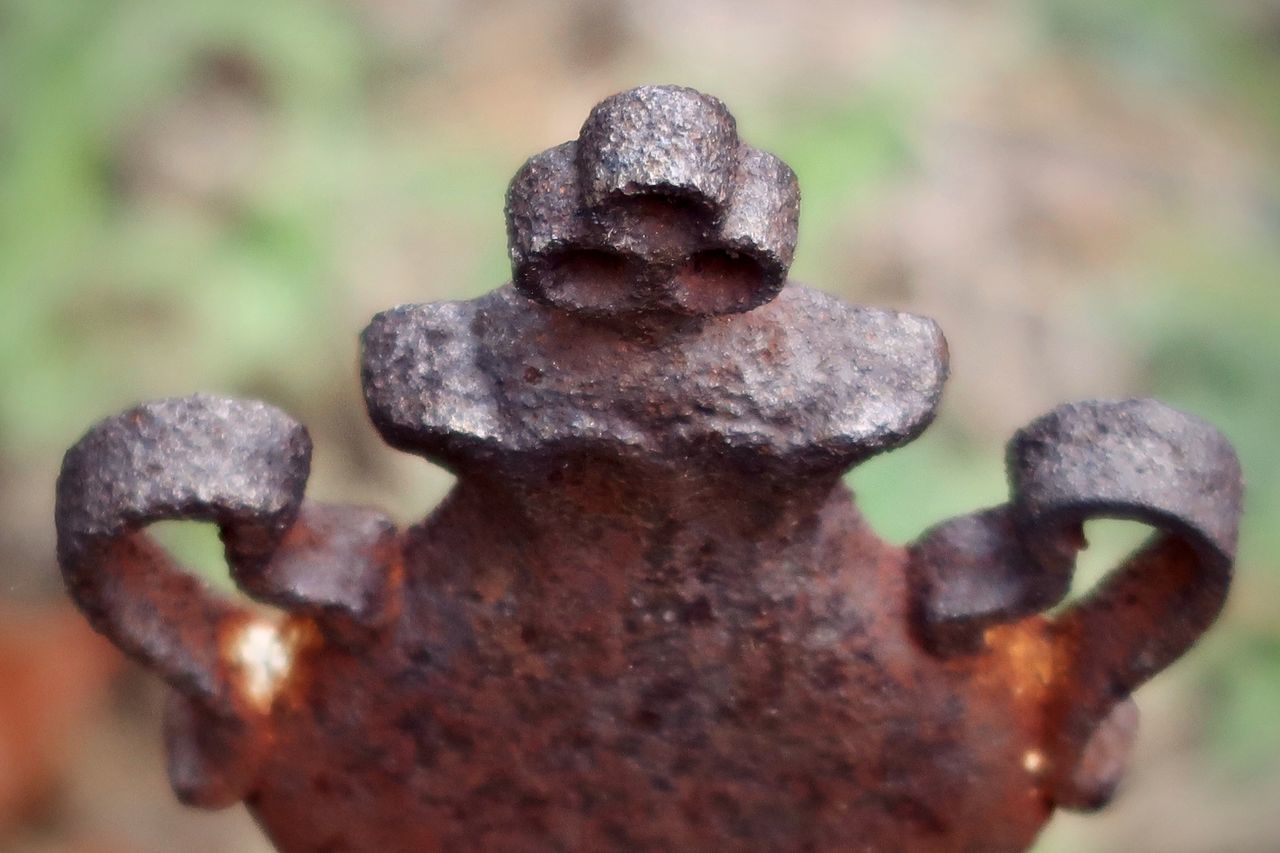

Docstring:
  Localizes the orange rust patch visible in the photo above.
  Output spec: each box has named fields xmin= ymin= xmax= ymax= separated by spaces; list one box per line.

xmin=978 ymin=618 xmax=1063 ymax=726
xmin=222 ymin=615 xmax=322 ymax=714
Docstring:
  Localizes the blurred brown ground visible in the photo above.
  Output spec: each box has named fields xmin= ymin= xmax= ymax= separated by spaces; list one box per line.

xmin=1 ymin=1 xmax=1278 ymax=851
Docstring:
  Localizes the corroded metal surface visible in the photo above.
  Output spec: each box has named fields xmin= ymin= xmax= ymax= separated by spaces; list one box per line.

xmin=506 ymin=85 xmax=798 ymax=316
xmin=54 ymin=85 xmax=1243 ymax=852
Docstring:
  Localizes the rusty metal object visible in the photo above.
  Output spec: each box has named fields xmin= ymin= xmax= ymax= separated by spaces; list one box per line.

xmin=54 ymin=86 xmax=1243 ymax=852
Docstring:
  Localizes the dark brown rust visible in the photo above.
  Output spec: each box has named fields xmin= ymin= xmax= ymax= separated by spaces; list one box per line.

xmin=54 ymin=85 xmax=1243 ymax=852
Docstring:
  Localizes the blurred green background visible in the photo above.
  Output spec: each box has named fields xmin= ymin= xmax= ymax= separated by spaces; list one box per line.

xmin=1 ymin=0 xmax=1277 ymax=850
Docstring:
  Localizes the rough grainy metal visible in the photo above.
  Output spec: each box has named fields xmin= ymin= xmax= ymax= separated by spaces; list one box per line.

xmin=56 ymin=395 xmax=311 ymax=717
xmin=54 ymin=85 xmax=1243 ymax=852
xmin=506 ymin=85 xmax=799 ymax=316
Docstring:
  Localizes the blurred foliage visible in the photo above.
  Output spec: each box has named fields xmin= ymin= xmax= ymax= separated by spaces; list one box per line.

xmin=1041 ymin=0 xmax=1280 ymax=134
xmin=1 ymin=0 xmax=1277 ymax=850
xmin=1 ymin=0 xmax=361 ymax=444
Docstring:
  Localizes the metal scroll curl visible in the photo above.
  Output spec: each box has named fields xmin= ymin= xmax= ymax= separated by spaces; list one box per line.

xmin=909 ymin=398 xmax=1243 ymax=809
xmin=55 ymin=394 xmax=312 ymax=717
xmin=55 ymin=394 xmax=401 ymax=806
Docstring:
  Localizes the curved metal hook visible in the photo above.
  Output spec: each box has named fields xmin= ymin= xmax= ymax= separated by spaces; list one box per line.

xmin=55 ymin=394 xmax=312 ymax=719
xmin=909 ymin=398 xmax=1242 ymax=808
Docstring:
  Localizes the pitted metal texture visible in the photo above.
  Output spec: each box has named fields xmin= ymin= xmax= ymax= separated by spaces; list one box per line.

xmin=54 ymin=85 xmax=1243 ymax=853
xmin=505 ymin=85 xmax=800 ymax=317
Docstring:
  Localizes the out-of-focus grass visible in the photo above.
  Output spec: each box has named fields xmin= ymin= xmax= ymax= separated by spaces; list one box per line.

xmin=1 ymin=1 xmax=360 ymax=441
xmin=1041 ymin=0 xmax=1280 ymax=134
